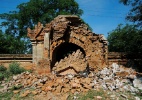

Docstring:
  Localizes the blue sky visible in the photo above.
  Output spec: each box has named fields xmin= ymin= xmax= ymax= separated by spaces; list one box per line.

xmin=0 ymin=0 xmax=131 ymax=38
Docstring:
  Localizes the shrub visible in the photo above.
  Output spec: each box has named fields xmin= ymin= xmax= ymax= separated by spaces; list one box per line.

xmin=0 ymin=65 xmax=7 ymax=72
xmin=12 ymin=84 xmax=23 ymax=90
xmin=9 ymin=62 xmax=25 ymax=74
xmin=2 ymin=71 xmax=12 ymax=79
xmin=0 ymin=73 xmax=4 ymax=81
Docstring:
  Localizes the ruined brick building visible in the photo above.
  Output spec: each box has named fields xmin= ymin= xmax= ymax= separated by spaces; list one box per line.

xmin=27 ymin=15 xmax=108 ymax=74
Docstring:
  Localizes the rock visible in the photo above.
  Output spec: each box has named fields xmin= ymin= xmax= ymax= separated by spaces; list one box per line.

xmin=120 ymin=94 xmax=127 ymax=99
xmin=122 ymin=84 xmax=139 ymax=92
xmin=138 ymin=77 xmax=142 ymax=81
xmin=103 ymin=76 xmax=111 ymax=80
xmin=133 ymin=78 xmax=142 ymax=90
xmin=95 ymin=96 xmax=102 ymax=99
xmin=66 ymin=74 xmax=74 ymax=79
xmin=108 ymin=85 xmax=115 ymax=91
xmin=135 ymin=96 xmax=140 ymax=100
xmin=74 ymin=78 xmax=80 ymax=83
xmin=121 ymin=79 xmax=131 ymax=84
xmin=20 ymin=90 xmax=30 ymax=97
xmin=16 ymin=79 xmax=21 ymax=83
xmin=100 ymin=68 xmax=110 ymax=75
xmin=20 ymin=93 xmax=28 ymax=97
xmin=60 ymin=93 xmax=69 ymax=100
xmin=44 ymin=86 xmax=52 ymax=92
xmin=102 ymin=84 xmax=108 ymax=90
xmin=32 ymin=90 xmax=38 ymax=95
xmin=0 ymin=88 xmax=4 ymax=93
xmin=13 ymin=76 xmax=18 ymax=80
xmin=42 ymin=77 xmax=48 ymax=82
xmin=1 ymin=80 xmax=5 ymax=84
xmin=25 ymin=71 xmax=30 ymax=75
xmin=3 ymin=85 xmax=8 ymax=92
xmin=129 ymin=86 xmax=139 ymax=93
xmin=127 ymin=74 xmax=137 ymax=79
xmin=1 ymin=83 xmax=6 ymax=87
xmin=38 ymin=79 xmax=44 ymax=84
xmin=92 ymin=80 xmax=98 ymax=84
xmin=112 ymin=63 xmax=120 ymax=73
xmin=13 ymin=90 xmax=20 ymax=94
xmin=27 ymin=79 xmax=32 ymax=85
xmin=70 ymin=82 xmax=81 ymax=88
xmin=73 ymin=95 xmax=78 ymax=100
xmin=110 ymin=95 xmax=116 ymax=98
xmin=41 ymin=91 xmax=46 ymax=95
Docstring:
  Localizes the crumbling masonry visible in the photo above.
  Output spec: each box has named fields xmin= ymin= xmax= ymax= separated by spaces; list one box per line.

xmin=27 ymin=15 xmax=108 ymax=74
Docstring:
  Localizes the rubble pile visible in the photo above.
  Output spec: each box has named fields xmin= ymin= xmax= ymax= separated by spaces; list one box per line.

xmin=52 ymin=49 xmax=87 ymax=75
xmin=0 ymin=63 xmax=142 ymax=99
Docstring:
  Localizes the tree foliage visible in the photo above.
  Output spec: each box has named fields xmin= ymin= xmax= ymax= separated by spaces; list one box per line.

xmin=108 ymin=1 xmax=142 ymax=71
xmin=108 ymin=0 xmax=142 ymax=53
xmin=0 ymin=30 xmax=30 ymax=54
xmin=108 ymin=24 xmax=142 ymax=54
xmin=120 ymin=0 xmax=142 ymax=27
xmin=0 ymin=0 xmax=83 ymax=37
xmin=0 ymin=0 xmax=83 ymax=54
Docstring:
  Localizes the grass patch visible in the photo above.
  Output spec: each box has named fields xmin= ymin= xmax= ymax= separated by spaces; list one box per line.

xmin=0 ymin=73 xmax=4 ymax=81
xmin=133 ymin=89 xmax=142 ymax=99
xmin=9 ymin=62 xmax=25 ymax=75
xmin=0 ymin=65 xmax=7 ymax=72
xmin=12 ymin=84 xmax=23 ymax=90
xmin=0 ymin=62 xmax=27 ymax=82
xmin=68 ymin=89 xmax=110 ymax=100
xmin=67 ymin=89 xmax=140 ymax=100
xmin=77 ymin=89 xmax=109 ymax=100
xmin=0 ymin=90 xmax=14 ymax=100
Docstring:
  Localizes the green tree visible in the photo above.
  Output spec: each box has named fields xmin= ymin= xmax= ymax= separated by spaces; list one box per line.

xmin=0 ymin=0 xmax=83 ymax=37
xmin=108 ymin=0 xmax=142 ymax=53
xmin=0 ymin=0 xmax=83 ymax=53
xmin=0 ymin=30 xmax=7 ymax=53
xmin=108 ymin=24 xmax=142 ymax=71
xmin=108 ymin=1 xmax=142 ymax=71
xmin=108 ymin=24 xmax=142 ymax=54
xmin=120 ymin=0 xmax=142 ymax=27
xmin=0 ymin=30 xmax=30 ymax=54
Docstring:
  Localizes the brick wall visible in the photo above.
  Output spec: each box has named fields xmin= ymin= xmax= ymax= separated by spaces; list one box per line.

xmin=0 ymin=52 xmax=139 ymax=69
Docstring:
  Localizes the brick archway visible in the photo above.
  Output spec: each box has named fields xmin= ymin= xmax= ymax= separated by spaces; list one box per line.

xmin=51 ymin=42 xmax=86 ymax=68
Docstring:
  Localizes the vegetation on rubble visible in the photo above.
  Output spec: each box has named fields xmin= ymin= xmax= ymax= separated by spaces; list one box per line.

xmin=0 ymin=73 xmax=4 ymax=81
xmin=0 ymin=0 xmax=84 ymax=54
xmin=9 ymin=62 xmax=25 ymax=74
xmin=68 ymin=89 xmax=141 ymax=100
xmin=0 ymin=64 xmax=7 ymax=72
xmin=0 ymin=62 xmax=26 ymax=81
xmin=0 ymin=65 xmax=8 ymax=81
xmin=12 ymin=84 xmax=23 ymax=90
xmin=0 ymin=88 xmax=141 ymax=100
xmin=0 ymin=91 xmax=14 ymax=100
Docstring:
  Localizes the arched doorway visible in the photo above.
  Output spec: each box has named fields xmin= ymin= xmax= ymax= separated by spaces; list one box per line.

xmin=51 ymin=42 xmax=86 ymax=69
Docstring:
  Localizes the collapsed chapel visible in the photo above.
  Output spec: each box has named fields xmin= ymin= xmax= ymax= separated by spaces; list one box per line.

xmin=27 ymin=15 xmax=108 ymax=75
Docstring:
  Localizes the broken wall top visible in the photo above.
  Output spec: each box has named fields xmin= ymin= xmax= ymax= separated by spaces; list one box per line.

xmin=27 ymin=15 xmax=107 ymax=44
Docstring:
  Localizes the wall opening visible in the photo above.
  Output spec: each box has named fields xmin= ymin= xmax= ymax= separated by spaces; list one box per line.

xmin=51 ymin=42 xmax=86 ymax=68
